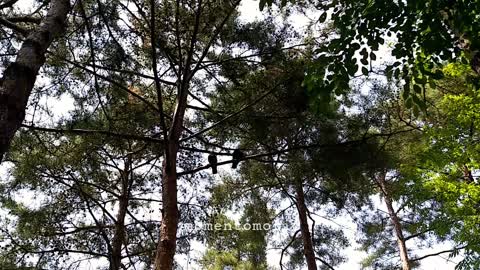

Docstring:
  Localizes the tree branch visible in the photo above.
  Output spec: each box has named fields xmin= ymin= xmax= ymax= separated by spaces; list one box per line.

xmin=0 ymin=17 xmax=29 ymax=36
xmin=150 ymin=0 xmax=171 ymax=163
xmin=280 ymin=229 xmax=301 ymax=270
xmin=21 ymin=124 xmax=163 ymax=143
xmin=178 ymin=129 xmax=415 ymax=176
xmin=0 ymin=0 xmax=19 ymax=9
xmin=410 ymin=246 xmax=467 ymax=262
xmin=6 ymin=16 xmax=41 ymax=24
xmin=180 ymin=78 xmax=284 ymax=142
xmin=315 ymin=257 xmax=336 ymax=270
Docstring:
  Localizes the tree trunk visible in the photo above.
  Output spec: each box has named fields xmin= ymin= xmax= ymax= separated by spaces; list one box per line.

xmin=294 ymin=183 xmax=318 ymax=270
xmin=376 ymin=173 xmax=411 ymax=270
xmin=0 ymin=0 xmax=71 ymax=162
xmin=154 ymin=79 xmax=190 ymax=269
xmin=154 ymin=143 xmax=180 ymax=270
xmin=110 ymin=155 xmax=132 ymax=270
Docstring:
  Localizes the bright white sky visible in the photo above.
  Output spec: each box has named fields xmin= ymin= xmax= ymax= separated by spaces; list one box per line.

xmin=0 ymin=0 xmax=464 ymax=269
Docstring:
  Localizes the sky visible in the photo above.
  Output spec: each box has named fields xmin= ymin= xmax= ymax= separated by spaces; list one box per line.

xmin=0 ymin=0 xmax=466 ymax=269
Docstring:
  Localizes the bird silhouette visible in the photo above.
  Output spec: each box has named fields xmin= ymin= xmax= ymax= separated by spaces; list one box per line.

xmin=232 ymin=149 xmax=244 ymax=169
xmin=208 ymin=154 xmax=218 ymax=174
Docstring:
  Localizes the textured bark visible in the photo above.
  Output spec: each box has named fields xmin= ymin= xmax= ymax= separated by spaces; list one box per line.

xmin=154 ymin=144 xmax=179 ymax=270
xmin=155 ymin=168 xmax=178 ymax=268
xmin=154 ymin=80 xmax=190 ymax=270
xmin=294 ymin=183 xmax=318 ymax=270
xmin=110 ymin=156 xmax=132 ymax=270
xmin=0 ymin=0 xmax=71 ymax=162
xmin=377 ymin=173 xmax=411 ymax=270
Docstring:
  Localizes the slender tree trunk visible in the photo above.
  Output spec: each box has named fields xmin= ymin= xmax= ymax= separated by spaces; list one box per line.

xmin=376 ymin=173 xmax=411 ymax=270
xmin=0 ymin=0 xmax=71 ymax=162
xmin=154 ymin=142 xmax=180 ymax=270
xmin=294 ymin=183 xmax=318 ymax=270
xmin=110 ymin=155 xmax=132 ymax=270
xmin=154 ymin=78 xmax=190 ymax=269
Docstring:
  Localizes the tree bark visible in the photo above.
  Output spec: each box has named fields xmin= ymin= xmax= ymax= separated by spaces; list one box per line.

xmin=376 ymin=173 xmax=411 ymax=270
xmin=154 ymin=77 xmax=190 ymax=269
xmin=110 ymin=155 xmax=132 ymax=270
xmin=154 ymin=143 xmax=180 ymax=270
xmin=294 ymin=183 xmax=318 ymax=270
xmin=0 ymin=0 xmax=71 ymax=162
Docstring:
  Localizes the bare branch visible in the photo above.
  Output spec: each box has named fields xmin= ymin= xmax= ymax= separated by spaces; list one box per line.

xmin=280 ymin=230 xmax=301 ymax=270
xmin=410 ymin=246 xmax=467 ymax=262
xmin=0 ymin=0 xmax=19 ymax=9
xmin=0 ymin=17 xmax=29 ymax=36
xmin=21 ymin=124 xmax=164 ymax=143
xmin=178 ymin=129 xmax=416 ymax=176
xmin=180 ymin=79 xmax=282 ymax=142
xmin=315 ymin=257 xmax=336 ymax=270
xmin=150 ymin=0 xmax=171 ymax=163
xmin=5 ymin=16 xmax=41 ymax=24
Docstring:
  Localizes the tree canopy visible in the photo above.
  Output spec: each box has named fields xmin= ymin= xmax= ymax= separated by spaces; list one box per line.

xmin=0 ymin=0 xmax=479 ymax=269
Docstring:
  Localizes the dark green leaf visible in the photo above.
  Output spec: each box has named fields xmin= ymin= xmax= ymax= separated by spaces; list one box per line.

xmin=319 ymin=12 xmax=327 ymax=23
xmin=361 ymin=67 xmax=368 ymax=76
xmin=413 ymin=84 xmax=422 ymax=94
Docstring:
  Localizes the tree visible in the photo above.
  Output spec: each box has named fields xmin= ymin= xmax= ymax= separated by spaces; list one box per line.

xmin=1 ymin=0 xmax=313 ymax=268
xmin=259 ymin=0 xmax=480 ymax=111
xmin=200 ymin=192 xmax=271 ymax=270
xmin=354 ymin=65 xmax=480 ymax=269
xmin=0 ymin=0 xmax=71 ymax=162
xmin=406 ymin=62 xmax=480 ymax=269
xmin=0 ymin=93 xmax=167 ymax=269
xmin=203 ymin=50 xmax=405 ymax=269
xmin=2 ymin=0 xmax=480 ymax=269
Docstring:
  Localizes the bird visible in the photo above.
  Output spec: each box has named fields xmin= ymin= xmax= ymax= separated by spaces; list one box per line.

xmin=208 ymin=154 xmax=218 ymax=174
xmin=232 ymin=149 xmax=244 ymax=169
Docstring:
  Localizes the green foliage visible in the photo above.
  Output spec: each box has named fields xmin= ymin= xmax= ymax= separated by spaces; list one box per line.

xmin=296 ymin=0 xmax=480 ymax=109
xmin=2 ymin=0 xmax=480 ymax=268
xmin=416 ymin=82 xmax=480 ymax=265
xmin=378 ymin=61 xmax=480 ymax=268
xmin=201 ymin=194 xmax=271 ymax=270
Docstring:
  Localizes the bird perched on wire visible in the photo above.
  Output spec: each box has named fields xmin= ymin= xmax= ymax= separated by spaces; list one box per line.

xmin=208 ymin=153 xmax=218 ymax=174
xmin=232 ymin=149 xmax=244 ymax=169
